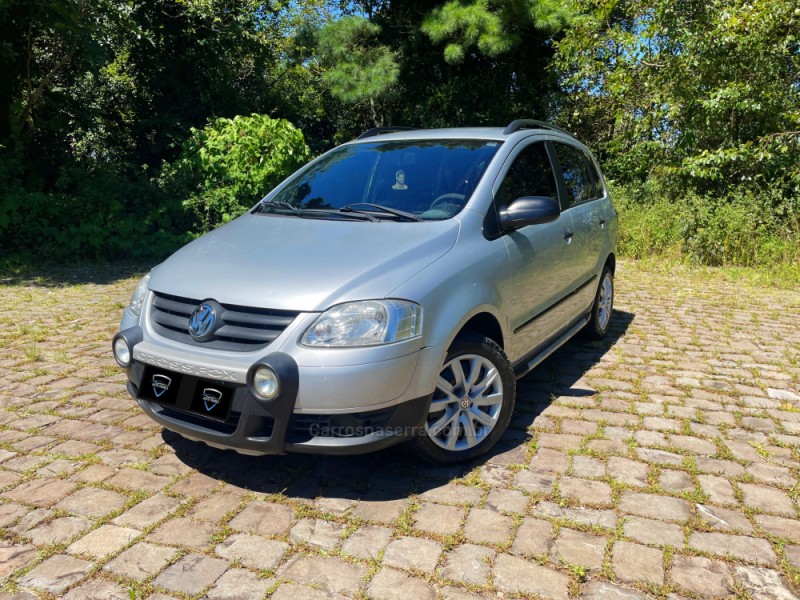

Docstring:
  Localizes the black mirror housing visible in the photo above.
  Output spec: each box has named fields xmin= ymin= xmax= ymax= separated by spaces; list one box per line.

xmin=498 ymin=196 xmax=560 ymax=231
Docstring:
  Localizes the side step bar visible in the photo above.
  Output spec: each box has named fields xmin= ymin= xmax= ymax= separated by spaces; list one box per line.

xmin=512 ymin=314 xmax=590 ymax=379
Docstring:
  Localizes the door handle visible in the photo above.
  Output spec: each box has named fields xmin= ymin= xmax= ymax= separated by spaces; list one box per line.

xmin=563 ymin=229 xmax=574 ymax=240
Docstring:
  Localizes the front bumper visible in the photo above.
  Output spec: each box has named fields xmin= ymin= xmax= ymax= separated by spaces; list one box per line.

xmin=117 ymin=327 xmax=432 ymax=456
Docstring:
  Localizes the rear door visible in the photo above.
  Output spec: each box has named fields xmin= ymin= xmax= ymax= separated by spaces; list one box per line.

xmin=550 ymin=141 xmax=608 ymax=311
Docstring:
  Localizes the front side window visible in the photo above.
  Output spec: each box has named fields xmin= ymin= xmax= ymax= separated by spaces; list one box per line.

xmin=553 ymin=143 xmax=600 ymax=207
xmin=258 ymin=140 xmax=500 ymax=220
xmin=494 ymin=142 xmax=559 ymax=212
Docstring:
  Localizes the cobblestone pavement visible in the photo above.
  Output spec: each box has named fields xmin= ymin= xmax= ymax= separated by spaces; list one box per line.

xmin=1 ymin=262 xmax=800 ymax=600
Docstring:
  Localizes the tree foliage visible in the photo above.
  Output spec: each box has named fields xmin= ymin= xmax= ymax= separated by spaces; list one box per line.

xmin=163 ymin=114 xmax=310 ymax=231
xmin=554 ymin=0 xmax=800 ymax=192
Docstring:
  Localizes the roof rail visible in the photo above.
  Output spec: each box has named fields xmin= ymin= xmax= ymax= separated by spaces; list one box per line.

xmin=357 ymin=126 xmax=419 ymax=140
xmin=503 ymin=119 xmax=572 ymax=137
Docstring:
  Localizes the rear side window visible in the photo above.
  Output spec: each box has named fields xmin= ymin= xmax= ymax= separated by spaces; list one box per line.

xmin=495 ymin=142 xmax=559 ymax=212
xmin=553 ymin=143 xmax=602 ymax=207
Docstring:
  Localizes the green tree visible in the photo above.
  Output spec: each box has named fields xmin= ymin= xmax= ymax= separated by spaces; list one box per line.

xmin=163 ymin=114 xmax=311 ymax=232
xmin=315 ymin=16 xmax=399 ymax=126
xmin=554 ymin=0 xmax=800 ymax=190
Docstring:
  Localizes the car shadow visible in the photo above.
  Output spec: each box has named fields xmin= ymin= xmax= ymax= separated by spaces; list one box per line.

xmin=168 ymin=309 xmax=635 ymax=501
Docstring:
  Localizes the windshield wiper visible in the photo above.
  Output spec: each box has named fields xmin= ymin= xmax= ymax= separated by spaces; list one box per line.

xmin=340 ymin=203 xmax=422 ymax=222
xmin=259 ymin=201 xmax=376 ymax=221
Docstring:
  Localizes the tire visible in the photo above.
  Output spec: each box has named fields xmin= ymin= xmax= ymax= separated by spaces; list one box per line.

xmin=412 ymin=332 xmax=515 ymax=464
xmin=583 ymin=266 xmax=614 ymax=339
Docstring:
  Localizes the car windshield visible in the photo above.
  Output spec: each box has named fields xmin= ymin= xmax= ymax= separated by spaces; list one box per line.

xmin=257 ymin=139 xmax=500 ymax=220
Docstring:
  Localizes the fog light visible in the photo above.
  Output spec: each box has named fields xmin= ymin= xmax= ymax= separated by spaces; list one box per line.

xmin=252 ymin=365 xmax=280 ymax=400
xmin=113 ymin=337 xmax=131 ymax=367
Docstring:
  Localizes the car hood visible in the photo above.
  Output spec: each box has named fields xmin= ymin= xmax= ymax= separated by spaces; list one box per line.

xmin=149 ymin=213 xmax=460 ymax=312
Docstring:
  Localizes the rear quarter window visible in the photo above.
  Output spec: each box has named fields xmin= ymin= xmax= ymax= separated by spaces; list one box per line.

xmin=553 ymin=143 xmax=603 ymax=207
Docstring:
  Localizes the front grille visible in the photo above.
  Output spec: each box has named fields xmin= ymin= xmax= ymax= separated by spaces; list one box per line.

xmin=151 ymin=291 xmax=299 ymax=352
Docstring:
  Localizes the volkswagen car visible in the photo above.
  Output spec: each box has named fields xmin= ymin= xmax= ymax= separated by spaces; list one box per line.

xmin=112 ymin=120 xmax=617 ymax=464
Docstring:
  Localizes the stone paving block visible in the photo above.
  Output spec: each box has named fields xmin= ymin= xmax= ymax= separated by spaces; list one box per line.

xmin=227 ymin=500 xmax=293 ymax=536
xmin=107 ymin=468 xmax=171 ymax=492
xmin=271 ymin=583 xmax=344 ymax=600
xmin=514 ymin=470 xmax=555 ymax=493
xmin=25 ymin=515 xmax=92 ymax=546
xmin=7 ymin=507 xmax=51 ymax=536
xmin=533 ymin=500 xmax=618 ymax=529
xmin=622 ymin=516 xmax=683 ymax=547
xmin=659 ymin=469 xmax=694 ymax=493
xmin=581 ymin=581 xmax=653 ymax=599
xmin=0 ymin=502 xmax=27 ymax=527
xmin=206 ymin=569 xmax=276 ymax=600
xmin=618 ymin=492 xmax=692 ymax=522
xmin=733 ymin=565 xmax=798 ymax=600
xmin=510 ymin=517 xmax=553 ymax=556
xmin=169 ymin=472 xmax=219 ymax=497
xmin=485 ymin=487 xmax=528 ymax=514
xmin=612 ymin=540 xmax=664 ymax=584
xmin=530 ymin=447 xmax=569 ymax=474
xmin=112 ymin=492 xmax=181 ymax=529
xmin=67 ymin=523 xmax=140 ymax=558
xmin=493 ymin=553 xmax=570 ymax=599
xmin=440 ymin=543 xmax=495 ymax=586
xmin=558 ymin=476 xmax=613 ymax=507
xmin=552 ymin=528 xmax=606 ymax=571
xmin=689 ymin=531 xmax=776 ymax=565
xmin=696 ymin=504 xmax=754 ymax=533
xmin=0 ymin=542 xmax=37 ymax=579
xmin=186 ymin=492 xmax=241 ymax=523
xmin=2 ymin=478 xmax=77 ymax=507
xmin=367 ymin=568 xmax=436 ymax=600
xmin=383 ymin=536 xmax=443 ymax=573
xmin=17 ymin=554 xmax=92 ymax=595
xmin=755 ymin=513 xmax=800 ymax=541
xmin=740 ymin=483 xmax=796 ymax=516
xmin=412 ymin=502 xmax=465 ymax=536
xmin=571 ymin=455 xmax=605 ymax=478
xmin=669 ymin=554 xmax=733 ymax=597
xmin=349 ymin=496 xmax=408 ymax=523
xmin=420 ymin=483 xmax=484 ymax=506
xmin=289 ymin=517 xmax=346 ymax=550
xmin=279 ymin=555 xmax=368 ymax=595
xmin=463 ymin=507 xmax=515 ymax=544
xmin=61 ymin=579 xmax=129 ymax=600
xmin=607 ymin=456 xmax=650 ymax=487
xmin=636 ymin=448 xmax=684 ymax=466
xmin=148 ymin=516 xmax=217 ymax=550
xmin=697 ymin=474 xmax=737 ymax=506
xmin=342 ymin=525 xmax=392 ymax=560
xmin=152 ymin=553 xmax=229 ymax=595
xmin=56 ymin=486 xmax=128 ymax=518
xmin=215 ymin=533 xmax=288 ymax=571
xmin=749 ymin=463 xmax=796 ymax=489
xmin=103 ymin=542 xmax=177 ymax=580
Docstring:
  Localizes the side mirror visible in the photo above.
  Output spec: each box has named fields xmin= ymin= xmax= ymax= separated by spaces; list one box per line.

xmin=498 ymin=196 xmax=560 ymax=231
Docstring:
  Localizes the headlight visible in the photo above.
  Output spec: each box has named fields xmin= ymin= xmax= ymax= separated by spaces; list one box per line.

xmin=128 ymin=273 xmax=151 ymax=317
xmin=300 ymin=300 xmax=422 ymax=347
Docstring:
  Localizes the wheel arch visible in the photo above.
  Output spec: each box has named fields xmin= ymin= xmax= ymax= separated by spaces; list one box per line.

xmin=457 ymin=312 xmax=505 ymax=349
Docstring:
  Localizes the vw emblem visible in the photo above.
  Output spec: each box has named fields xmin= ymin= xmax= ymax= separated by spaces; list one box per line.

xmin=202 ymin=388 xmax=223 ymax=412
xmin=189 ymin=303 xmax=216 ymax=339
xmin=151 ymin=374 xmax=172 ymax=399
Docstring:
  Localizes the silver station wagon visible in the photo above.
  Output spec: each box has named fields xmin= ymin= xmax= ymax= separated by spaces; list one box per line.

xmin=112 ymin=120 xmax=617 ymax=463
